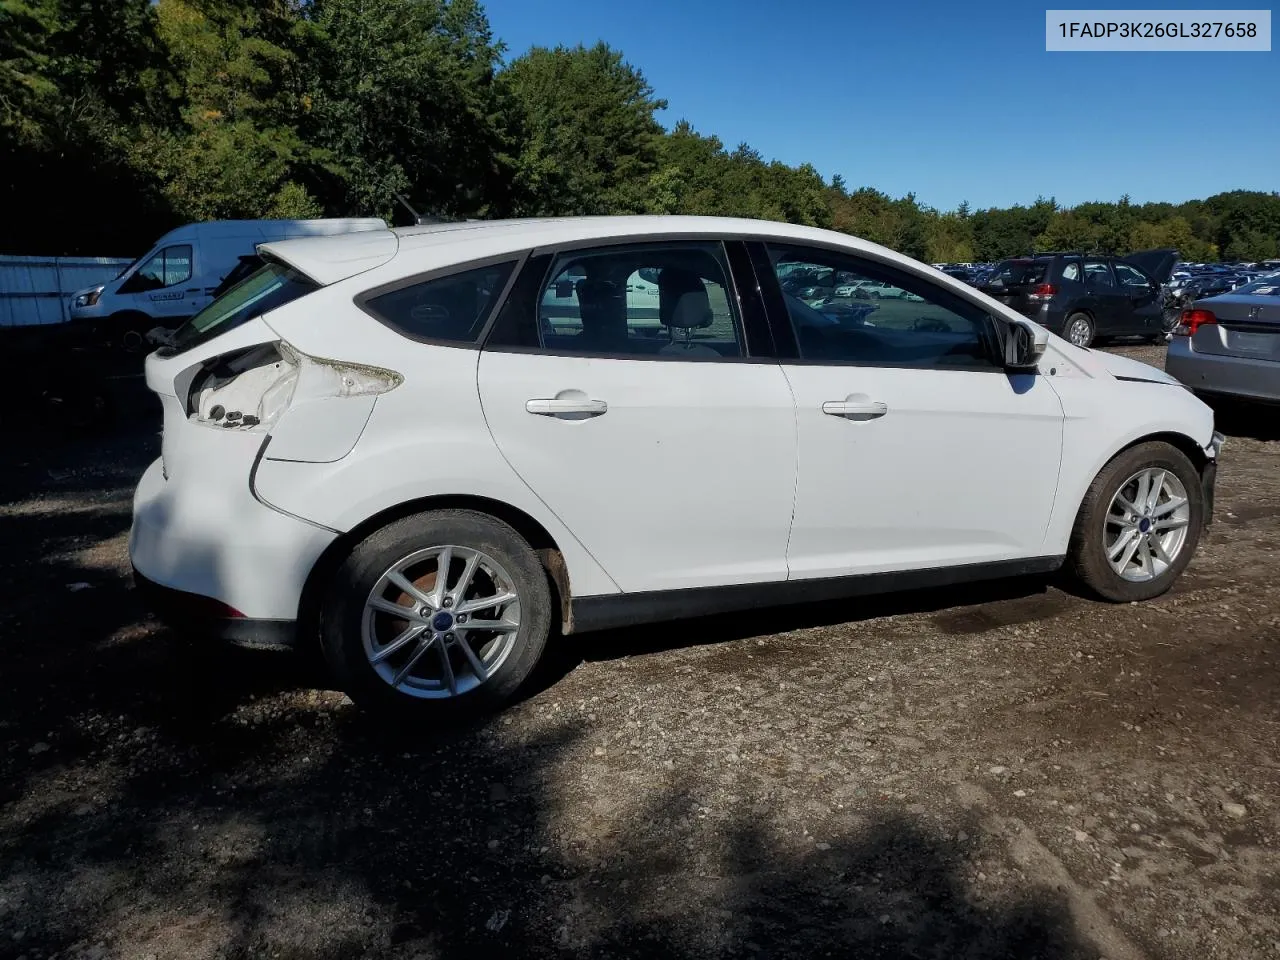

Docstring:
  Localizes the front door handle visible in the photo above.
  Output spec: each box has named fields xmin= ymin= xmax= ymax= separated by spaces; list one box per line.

xmin=526 ymin=397 xmax=608 ymax=419
xmin=822 ymin=398 xmax=888 ymax=421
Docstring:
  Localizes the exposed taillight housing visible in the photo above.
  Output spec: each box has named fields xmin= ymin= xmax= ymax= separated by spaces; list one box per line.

xmin=186 ymin=341 xmax=401 ymax=430
xmin=1027 ymin=283 xmax=1058 ymax=302
xmin=1172 ymin=309 xmax=1217 ymax=337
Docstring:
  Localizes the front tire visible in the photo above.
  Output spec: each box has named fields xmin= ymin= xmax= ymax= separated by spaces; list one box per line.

xmin=321 ymin=510 xmax=552 ymax=716
xmin=1068 ymin=442 xmax=1204 ymax=602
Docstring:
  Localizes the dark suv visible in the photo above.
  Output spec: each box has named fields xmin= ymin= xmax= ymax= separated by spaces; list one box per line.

xmin=976 ymin=249 xmax=1178 ymax=347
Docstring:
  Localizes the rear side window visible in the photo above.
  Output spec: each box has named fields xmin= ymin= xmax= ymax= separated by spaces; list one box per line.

xmin=169 ymin=262 xmax=317 ymax=355
xmin=362 ymin=261 xmax=516 ymax=344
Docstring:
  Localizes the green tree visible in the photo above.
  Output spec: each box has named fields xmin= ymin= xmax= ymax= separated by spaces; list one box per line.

xmin=0 ymin=0 xmax=176 ymax=253
xmin=299 ymin=0 xmax=510 ymax=220
xmin=139 ymin=0 xmax=323 ymax=221
xmin=501 ymin=42 xmax=665 ymax=216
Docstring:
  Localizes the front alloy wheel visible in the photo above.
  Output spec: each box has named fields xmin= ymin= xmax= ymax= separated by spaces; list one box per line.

xmin=1068 ymin=441 xmax=1204 ymax=602
xmin=1103 ymin=468 xmax=1192 ymax=582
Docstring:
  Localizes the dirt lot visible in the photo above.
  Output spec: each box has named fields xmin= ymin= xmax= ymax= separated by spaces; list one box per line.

xmin=2 ymin=343 xmax=1278 ymax=960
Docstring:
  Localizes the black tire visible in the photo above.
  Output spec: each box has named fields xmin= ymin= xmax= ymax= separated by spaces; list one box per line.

xmin=1065 ymin=311 xmax=1095 ymax=347
xmin=1068 ymin=441 xmax=1204 ymax=602
xmin=321 ymin=509 xmax=552 ymax=716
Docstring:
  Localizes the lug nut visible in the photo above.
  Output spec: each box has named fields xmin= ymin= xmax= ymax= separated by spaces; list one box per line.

xmin=457 ymin=614 xmax=467 ymax=624
xmin=442 ymin=597 xmax=453 ymax=608
xmin=445 ymin=633 xmax=455 ymax=643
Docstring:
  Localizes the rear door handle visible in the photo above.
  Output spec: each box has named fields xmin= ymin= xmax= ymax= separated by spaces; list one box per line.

xmin=822 ymin=399 xmax=888 ymax=421
xmin=526 ymin=397 xmax=608 ymax=418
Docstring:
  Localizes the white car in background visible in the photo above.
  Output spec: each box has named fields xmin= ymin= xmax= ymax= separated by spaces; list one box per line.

xmin=130 ymin=216 xmax=1222 ymax=716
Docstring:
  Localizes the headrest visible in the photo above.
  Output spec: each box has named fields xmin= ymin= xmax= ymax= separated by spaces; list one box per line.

xmin=658 ymin=268 xmax=714 ymax=329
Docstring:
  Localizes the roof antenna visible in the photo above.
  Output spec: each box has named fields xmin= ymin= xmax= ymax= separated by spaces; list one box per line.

xmin=392 ymin=192 xmax=453 ymax=226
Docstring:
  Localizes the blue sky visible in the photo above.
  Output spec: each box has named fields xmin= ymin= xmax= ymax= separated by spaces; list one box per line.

xmin=483 ymin=0 xmax=1278 ymax=212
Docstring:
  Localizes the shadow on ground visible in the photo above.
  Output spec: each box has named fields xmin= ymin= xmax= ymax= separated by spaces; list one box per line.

xmin=1 ymin=397 xmax=1101 ymax=959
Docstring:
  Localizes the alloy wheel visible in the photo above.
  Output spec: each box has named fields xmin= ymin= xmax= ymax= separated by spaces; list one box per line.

xmin=361 ymin=545 xmax=521 ymax=698
xmin=1067 ymin=315 xmax=1092 ymax=346
xmin=1103 ymin=468 xmax=1191 ymax=582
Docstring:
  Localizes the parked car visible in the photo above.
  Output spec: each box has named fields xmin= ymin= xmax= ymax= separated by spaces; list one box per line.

xmin=851 ymin=279 xmax=902 ymax=300
xmin=1166 ymin=273 xmax=1280 ymax=402
xmin=130 ymin=217 xmax=1221 ymax=715
xmin=68 ymin=218 xmax=386 ymax=350
xmin=977 ymin=250 xmax=1178 ymax=347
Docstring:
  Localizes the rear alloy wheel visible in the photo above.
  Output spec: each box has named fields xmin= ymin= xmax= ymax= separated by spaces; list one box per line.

xmin=1068 ymin=442 xmax=1204 ymax=602
xmin=1065 ymin=312 xmax=1095 ymax=347
xmin=322 ymin=510 xmax=551 ymax=715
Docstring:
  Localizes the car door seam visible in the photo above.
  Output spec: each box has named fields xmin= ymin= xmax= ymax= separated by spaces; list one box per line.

xmin=472 ymin=350 xmax=623 ymax=594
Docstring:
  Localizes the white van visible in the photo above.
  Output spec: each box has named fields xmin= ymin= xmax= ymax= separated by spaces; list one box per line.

xmin=69 ymin=218 xmax=386 ymax=346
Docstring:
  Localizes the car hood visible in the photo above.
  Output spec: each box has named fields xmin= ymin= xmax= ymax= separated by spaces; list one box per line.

xmin=1087 ymin=348 xmax=1180 ymax=385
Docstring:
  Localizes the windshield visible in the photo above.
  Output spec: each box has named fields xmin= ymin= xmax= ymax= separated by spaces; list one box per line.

xmin=988 ymin=260 xmax=1048 ymax=286
xmin=114 ymin=255 xmax=144 ymax=280
xmin=169 ymin=262 xmax=318 ymax=354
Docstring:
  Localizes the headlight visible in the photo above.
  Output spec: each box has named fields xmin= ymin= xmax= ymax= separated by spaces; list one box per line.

xmin=74 ymin=287 xmax=103 ymax=308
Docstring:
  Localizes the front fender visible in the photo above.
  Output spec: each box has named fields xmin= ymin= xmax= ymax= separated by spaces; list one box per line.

xmin=1042 ymin=374 xmax=1216 ymax=552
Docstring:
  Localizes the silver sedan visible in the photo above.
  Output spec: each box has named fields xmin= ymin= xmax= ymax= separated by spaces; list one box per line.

xmin=1166 ymin=273 xmax=1280 ymax=402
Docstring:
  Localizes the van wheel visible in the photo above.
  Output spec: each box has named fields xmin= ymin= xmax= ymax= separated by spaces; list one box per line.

xmin=321 ymin=510 xmax=552 ymax=716
xmin=1068 ymin=442 xmax=1204 ymax=602
xmin=1065 ymin=312 xmax=1095 ymax=347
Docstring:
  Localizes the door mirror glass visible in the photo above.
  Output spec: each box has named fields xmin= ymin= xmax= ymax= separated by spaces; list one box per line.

xmin=1004 ymin=320 xmax=1048 ymax=369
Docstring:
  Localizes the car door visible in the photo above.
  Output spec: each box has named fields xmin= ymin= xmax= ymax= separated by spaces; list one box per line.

xmin=477 ymin=239 xmax=798 ymax=594
xmin=751 ymin=242 xmax=1065 ymax=579
xmin=1112 ymin=260 xmax=1162 ymax=333
xmin=1082 ymin=259 xmax=1126 ymax=334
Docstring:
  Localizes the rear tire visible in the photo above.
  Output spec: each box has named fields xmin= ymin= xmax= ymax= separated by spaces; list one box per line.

xmin=1065 ymin=312 xmax=1095 ymax=347
xmin=1068 ymin=442 xmax=1204 ymax=602
xmin=321 ymin=509 xmax=552 ymax=716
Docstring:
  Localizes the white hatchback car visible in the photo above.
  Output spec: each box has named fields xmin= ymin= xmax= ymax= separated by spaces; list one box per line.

xmin=130 ymin=217 xmax=1222 ymax=715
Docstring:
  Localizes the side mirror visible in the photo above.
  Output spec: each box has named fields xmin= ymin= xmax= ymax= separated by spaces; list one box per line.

xmin=1004 ymin=320 xmax=1048 ymax=369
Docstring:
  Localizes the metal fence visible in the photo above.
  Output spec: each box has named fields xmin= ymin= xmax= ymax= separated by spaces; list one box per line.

xmin=0 ymin=255 xmax=133 ymax=327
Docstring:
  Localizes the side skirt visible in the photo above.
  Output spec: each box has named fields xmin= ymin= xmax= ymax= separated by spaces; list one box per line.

xmin=569 ymin=556 xmax=1066 ymax=635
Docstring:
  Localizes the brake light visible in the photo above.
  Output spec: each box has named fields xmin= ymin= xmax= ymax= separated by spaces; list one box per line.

xmin=1028 ymin=283 xmax=1058 ymax=301
xmin=1172 ymin=309 xmax=1217 ymax=337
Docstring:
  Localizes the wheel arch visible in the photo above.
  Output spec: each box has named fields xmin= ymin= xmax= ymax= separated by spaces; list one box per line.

xmin=297 ymin=494 xmax=575 ymax=648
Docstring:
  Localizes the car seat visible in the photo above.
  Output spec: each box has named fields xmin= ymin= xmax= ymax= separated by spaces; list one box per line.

xmin=657 ymin=267 xmax=719 ymax=358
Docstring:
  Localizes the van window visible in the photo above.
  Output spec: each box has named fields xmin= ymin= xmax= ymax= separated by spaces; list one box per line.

xmin=119 ymin=245 xmax=193 ymax=293
xmin=167 ymin=262 xmax=318 ymax=355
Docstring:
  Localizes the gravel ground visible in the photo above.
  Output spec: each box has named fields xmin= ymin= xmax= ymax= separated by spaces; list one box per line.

xmin=2 ymin=342 xmax=1278 ymax=960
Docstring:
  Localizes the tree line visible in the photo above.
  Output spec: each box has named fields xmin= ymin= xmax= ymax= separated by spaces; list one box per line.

xmin=3 ymin=0 xmax=1278 ymax=261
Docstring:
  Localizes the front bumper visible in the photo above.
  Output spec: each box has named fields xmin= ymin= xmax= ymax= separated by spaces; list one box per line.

xmin=129 ymin=444 xmax=338 ymax=625
xmin=1202 ymin=430 xmax=1224 ymax=526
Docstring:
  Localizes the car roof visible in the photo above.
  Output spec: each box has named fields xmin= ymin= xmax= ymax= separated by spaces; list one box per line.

xmin=260 ymin=215 xmax=924 ymax=286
